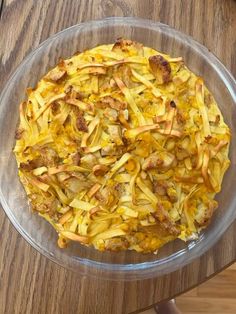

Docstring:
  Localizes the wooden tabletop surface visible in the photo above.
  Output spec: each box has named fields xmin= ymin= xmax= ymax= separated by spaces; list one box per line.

xmin=0 ymin=1 xmax=236 ymax=313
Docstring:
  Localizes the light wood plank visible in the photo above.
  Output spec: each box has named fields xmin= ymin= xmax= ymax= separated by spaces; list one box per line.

xmin=176 ymin=264 xmax=236 ymax=314
xmin=181 ymin=288 xmax=198 ymax=298
xmin=197 ymin=269 xmax=236 ymax=299
xmin=177 ymin=297 xmax=236 ymax=314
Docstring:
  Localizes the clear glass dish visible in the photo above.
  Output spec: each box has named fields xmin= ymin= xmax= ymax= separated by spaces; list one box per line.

xmin=0 ymin=17 xmax=235 ymax=281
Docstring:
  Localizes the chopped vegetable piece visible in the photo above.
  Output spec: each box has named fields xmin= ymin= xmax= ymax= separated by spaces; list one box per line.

xmin=149 ymin=55 xmax=172 ymax=84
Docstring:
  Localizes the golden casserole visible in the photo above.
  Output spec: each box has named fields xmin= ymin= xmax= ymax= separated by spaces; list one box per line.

xmin=14 ymin=39 xmax=230 ymax=253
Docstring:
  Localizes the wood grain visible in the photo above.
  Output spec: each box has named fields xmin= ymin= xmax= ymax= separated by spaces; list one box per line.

xmin=0 ymin=1 xmax=3 ymax=19
xmin=0 ymin=1 xmax=236 ymax=314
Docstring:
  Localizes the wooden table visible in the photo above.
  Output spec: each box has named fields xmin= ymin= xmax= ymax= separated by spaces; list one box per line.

xmin=0 ymin=1 xmax=236 ymax=313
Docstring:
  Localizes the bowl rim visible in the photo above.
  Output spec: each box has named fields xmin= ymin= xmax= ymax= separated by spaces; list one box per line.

xmin=0 ymin=16 xmax=236 ymax=280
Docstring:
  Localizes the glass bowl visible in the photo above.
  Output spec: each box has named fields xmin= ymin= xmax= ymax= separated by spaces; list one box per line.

xmin=0 ymin=17 xmax=235 ymax=281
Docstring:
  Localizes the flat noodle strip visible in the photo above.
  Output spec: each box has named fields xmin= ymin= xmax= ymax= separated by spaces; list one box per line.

xmin=113 ymin=76 xmax=146 ymax=125
xmin=81 ymin=116 xmax=100 ymax=148
xmin=195 ymin=79 xmax=211 ymax=137
xmin=109 ymin=153 xmax=132 ymax=177
xmin=136 ymin=177 xmax=158 ymax=205
xmin=33 ymin=93 xmax=66 ymax=121
xmin=131 ymin=69 xmax=161 ymax=98
xmin=130 ymin=159 xmax=140 ymax=204
xmin=66 ymin=98 xmax=94 ymax=113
